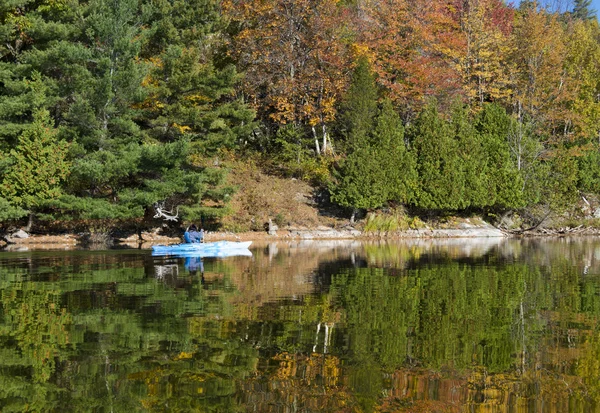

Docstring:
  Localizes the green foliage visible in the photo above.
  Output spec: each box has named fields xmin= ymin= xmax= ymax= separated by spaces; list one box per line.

xmin=140 ymin=0 xmax=255 ymax=154
xmin=0 ymin=196 xmax=27 ymax=221
xmin=373 ymin=99 xmax=417 ymax=204
xmin=337 ymin=55 xmax=379 ymax=149
xmin=573 ymin=0 xmax=596 ymax=20
xmin=543 ymin=149 xmax=581 ymax=213
xmin=0 ymin=0 xmax=253 ymax=227
xmin=475 ymin=103 xmax=525 ymax=209
xmin=330 ymin=145 xmax=387 ymax=210
xmin=450 ymin=103 xmax=490 ymax=208
xmin=330 ymin=65 xmax=416 ymax=214
xmin=408 ymin=102 xmax=467 ymax=210
xmin=0 ymin=109 xmax=70 ymax=210
xmin=578 ymin=146 xmax=600 ymax=193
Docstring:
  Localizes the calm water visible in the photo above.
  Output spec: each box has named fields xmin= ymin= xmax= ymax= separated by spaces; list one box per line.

xmin=1 ymin=238 xmax=600 ymax=412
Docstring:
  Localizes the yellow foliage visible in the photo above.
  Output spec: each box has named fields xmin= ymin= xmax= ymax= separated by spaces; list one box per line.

xmin=174 ymin=351 xmax=193 ymax=360
xmin=172 ymin=123 xmax=191 ymax=133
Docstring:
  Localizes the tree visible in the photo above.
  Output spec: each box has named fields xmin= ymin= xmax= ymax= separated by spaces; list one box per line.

xmin=223 ymin=0 xmax=351 ymax=154
xmin=372 ymin=99 xmax=417 ymax=205
xmin=358 ymin=0 xmax=464 ymax=120
xmin=573 ymin=0 xmax=597 ymax=20
xmin=330 ymin=56 xmax=383 ymax=220
xmin=330 ymin=145 xmax=388 ymax=221
xmin=336 ymin=56 xmax=379 ymax=150
xmin=0 ymin=0 xmax=255 ymax=226
xmin=450 ymin=102 xmax=490 ymax=208
xmin=140 ymin=0 xmax=255 ymax=154
xmin=408 ymin=102 xmax=467 ymax=210
xmin=509 ymin=7 xmax=572 ymax=143
xmin=0 ymin=109 xmax=70 ymax=230
xmin=458 ymin=0 xmax=515 ymax=107
xmin=563 ymin=19 xmax=600 ymax=143
xmin=475 ymin=103 xmax=525 ymax=209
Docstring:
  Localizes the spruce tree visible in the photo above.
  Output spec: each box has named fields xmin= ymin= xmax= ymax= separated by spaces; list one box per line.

xmin=0 ymin=110 xmax=70 ymax=229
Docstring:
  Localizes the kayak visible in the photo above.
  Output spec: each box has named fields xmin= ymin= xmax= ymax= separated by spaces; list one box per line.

xmin=151 ymin=240 xmax=252 ymax=257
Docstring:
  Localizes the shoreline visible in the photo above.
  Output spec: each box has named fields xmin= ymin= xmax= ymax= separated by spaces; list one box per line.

xmin=2 ymin=223 xmax=599 ymax=251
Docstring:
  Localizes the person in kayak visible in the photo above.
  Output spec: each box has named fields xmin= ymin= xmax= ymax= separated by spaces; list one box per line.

xmin=184 ymin=224 xmax=203 ymax=243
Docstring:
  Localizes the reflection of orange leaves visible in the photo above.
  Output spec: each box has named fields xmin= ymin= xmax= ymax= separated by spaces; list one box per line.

xmin=272 ymin=352 xmax=342 ymax=386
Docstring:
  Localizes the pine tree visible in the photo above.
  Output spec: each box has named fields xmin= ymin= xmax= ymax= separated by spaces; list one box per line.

xmin=0 ymin=0 xmax=255 ymax=225
xmin=573 ymin=0 xmax=597 ymax=20
xmin=139 ymin=0 xmax=255 ymax=153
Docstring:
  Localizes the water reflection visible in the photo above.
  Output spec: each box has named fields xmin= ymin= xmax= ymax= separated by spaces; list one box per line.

xmin=0 ymin=238 xmax=600 ymax=411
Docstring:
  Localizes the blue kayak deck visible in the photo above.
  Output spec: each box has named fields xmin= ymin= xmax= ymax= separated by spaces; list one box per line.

xmin=152 ymin=241 xmax=252 ymax=257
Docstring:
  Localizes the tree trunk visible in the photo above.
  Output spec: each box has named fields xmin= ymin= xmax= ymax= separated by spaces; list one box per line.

xmin=25 ymin=212 xmax=34 ymax=232
xmin=312 ymin=126 xmax=321 ymax=156
xmin=350 ymin=208 xmax=357 ymax=224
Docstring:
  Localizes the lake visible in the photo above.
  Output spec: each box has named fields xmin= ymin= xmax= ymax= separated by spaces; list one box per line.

xmin=0 ymin=237 xmax=599 ymax=412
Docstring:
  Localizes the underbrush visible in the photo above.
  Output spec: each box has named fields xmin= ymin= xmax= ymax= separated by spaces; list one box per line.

xmin=363 ymin=210 xmax=426 ymax=232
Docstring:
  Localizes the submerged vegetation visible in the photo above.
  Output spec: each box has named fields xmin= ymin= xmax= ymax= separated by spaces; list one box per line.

xmin=2 ymin=0 xmax=600 ymax=233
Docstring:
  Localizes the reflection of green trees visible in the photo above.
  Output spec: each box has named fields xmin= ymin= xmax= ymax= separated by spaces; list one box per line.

xmin=0 ymin=253 xmax=258 ymax=411
xmin=2 ymin=245 xmax=600 ymax=411
xmin=0 ymin=287 xmax=71 ymax=383
xmin=327 ymin=257 xmax=600 ymax=410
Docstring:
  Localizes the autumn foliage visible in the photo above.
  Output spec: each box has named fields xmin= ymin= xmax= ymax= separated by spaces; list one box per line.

xmin=2 ymin=0 xmax=600 ymax=228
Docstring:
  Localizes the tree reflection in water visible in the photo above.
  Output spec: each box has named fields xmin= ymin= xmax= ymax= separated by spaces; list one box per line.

xmin=0 ymin=239 xmax=599 ymax=412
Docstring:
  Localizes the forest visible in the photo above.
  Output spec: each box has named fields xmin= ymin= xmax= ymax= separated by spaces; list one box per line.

xmin=1 ymin=0 xmax=600 ymax=232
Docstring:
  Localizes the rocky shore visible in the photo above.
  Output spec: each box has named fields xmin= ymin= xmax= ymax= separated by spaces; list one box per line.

xmin=0 ymin=221 xmax=510 ymax=250
xmin=4 ymin=218 xmax=600 ymax=251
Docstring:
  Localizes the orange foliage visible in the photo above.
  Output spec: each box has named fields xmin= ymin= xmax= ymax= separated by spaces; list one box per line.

xmin=223 ymin=0 xmax=352 ymax=127
xmin=357 ymin=0 xmax=464 ymax=119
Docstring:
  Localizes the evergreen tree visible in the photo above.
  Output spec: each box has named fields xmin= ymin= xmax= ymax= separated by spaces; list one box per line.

xmin=475 ymin=104 xmax=525 ymax=209
xmin=408 ymin=102 xmax=466 ymax=210
xmin=578 ymin=146 xmax=600 ymax=193
xmin=330 ymin=145 xmax=387 ymax=221
xmin=372 ymin=99 xmax=417 ymax=205
xmin=0 ymin=197 xmax=27 ymax=222
xmin=139 ymin=0 xmax=255 ymax=153
xmin=336 ymin=56 xmax=379 ymax=149
xmin=0 ymin=0 xmax=255 ymax=225
xmin=450 ymin=103 xmax=489 ymax=208
xmin=330 ymin=56 xmax=383 ymax=220
xmin=0 ymin=110 xmax=70 ymax=229
xmin=573 ymin=0 xmax=597 ymax=20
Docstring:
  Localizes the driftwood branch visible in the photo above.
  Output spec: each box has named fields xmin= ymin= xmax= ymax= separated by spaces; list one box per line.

xmin=499 ymin=211 xmax=551 ymax=235
xmin=153 ymin=202 xmax=179 ymax=222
